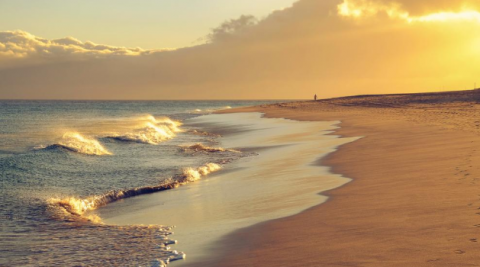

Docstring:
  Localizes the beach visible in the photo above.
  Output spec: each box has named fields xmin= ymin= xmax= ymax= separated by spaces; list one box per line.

xmin=202 ymin=90 xmax=480 ymax=266
xmin=3 ymin=92 xmax=480 ymax=266
xmin=4 ymin=0 xmax=480 ymax=265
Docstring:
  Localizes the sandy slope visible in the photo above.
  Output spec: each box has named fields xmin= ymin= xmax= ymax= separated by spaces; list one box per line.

xmin=198 ymin=90 xmax=480 ymax=266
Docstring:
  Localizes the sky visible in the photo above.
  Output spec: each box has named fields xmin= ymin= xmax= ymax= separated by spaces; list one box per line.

xmin=1 ymin=0 xmax=480 ymax=100
xmin=0 ymin=0 xmax=297 ymax=49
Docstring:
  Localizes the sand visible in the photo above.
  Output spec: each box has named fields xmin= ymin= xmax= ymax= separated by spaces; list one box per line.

xmin=199 ymin=90 xmax=480 ymax=266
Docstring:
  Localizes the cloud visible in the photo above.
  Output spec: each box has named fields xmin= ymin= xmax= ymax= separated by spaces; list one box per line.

xmin=205 ymin=15 xmax=259 ymax=43
xmin=0 ymin=30 xmax=170 ymax=68
xmin=337 ymin=0 xmax=480 ymax=22
xmin=0 ymin=0 xmax=480 ymax=99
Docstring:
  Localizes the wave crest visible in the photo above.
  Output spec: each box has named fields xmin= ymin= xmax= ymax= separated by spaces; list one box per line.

xmin=178 ymin=163 xmax=221 ymax=183
xmin=48 ymin=163 xmax=221 ymax=222
xmin=47 ymin=132 xmax=112 ymax=156
xmin=108 ymin=116 xmax=182 ymax=145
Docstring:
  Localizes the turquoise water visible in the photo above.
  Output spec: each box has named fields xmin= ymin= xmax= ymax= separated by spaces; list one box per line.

xmin=0 ymin=100 xmax=279 ymax=266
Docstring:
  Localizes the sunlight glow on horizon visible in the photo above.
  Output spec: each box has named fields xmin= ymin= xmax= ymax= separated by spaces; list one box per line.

xmin=337 ymin=0 xmax=480 ymax=24
xmin=414 ymin=10 xmax=480 ymax=23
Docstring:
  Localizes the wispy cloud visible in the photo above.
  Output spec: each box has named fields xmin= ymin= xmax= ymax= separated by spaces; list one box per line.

xmin=0 ymin=30 xmax=171 ymax=66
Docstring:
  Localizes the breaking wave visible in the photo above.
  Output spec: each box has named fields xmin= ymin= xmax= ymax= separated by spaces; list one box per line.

xmin=35 ymin=115 xmax=182 ymax=155
xmin=107 ymin=116 xmax=182 ymax=145
xmin=48 ymin=163 xmax=221 ymax=221
xmin=181 ymin=143 xmax=239 ymax=153
xmin=45 ymin=132 xmax=112 ymax=156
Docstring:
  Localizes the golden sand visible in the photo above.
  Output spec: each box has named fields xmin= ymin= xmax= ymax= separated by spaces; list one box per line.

xmin=200 ymin=90 xmax=480 ymax=266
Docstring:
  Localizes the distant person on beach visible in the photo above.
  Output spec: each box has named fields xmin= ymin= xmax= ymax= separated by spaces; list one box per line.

xmin=314 ymin=94 xmax=317 ymax=101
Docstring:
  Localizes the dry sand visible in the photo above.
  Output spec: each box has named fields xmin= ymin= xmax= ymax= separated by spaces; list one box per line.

xmin=198 ymin=90 xmax=480 ymax=266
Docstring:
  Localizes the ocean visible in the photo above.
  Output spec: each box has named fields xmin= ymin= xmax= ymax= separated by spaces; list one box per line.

xmin=0 ymin=100 xmax=280 ymax=266
xmin=0 ymin=100 xmax=357 ymax=267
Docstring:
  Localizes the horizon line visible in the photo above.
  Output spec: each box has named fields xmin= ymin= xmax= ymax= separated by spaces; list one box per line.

xmin=0 ymin=98 xmax=306 ymax=101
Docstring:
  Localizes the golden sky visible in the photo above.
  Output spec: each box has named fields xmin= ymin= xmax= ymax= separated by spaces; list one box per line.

xmin=1 ymin=0 xmax=479 ymax=99
xmin=0 ymin=0 xmax=297 ymax=49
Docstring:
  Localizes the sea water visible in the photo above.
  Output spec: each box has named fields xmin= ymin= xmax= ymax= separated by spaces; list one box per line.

xmin=0 ymin=100 xmax=280 ymax=266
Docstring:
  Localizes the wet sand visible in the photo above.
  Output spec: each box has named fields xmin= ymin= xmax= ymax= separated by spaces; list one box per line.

xmin=205 ymin=90 xmax=480 ymax=266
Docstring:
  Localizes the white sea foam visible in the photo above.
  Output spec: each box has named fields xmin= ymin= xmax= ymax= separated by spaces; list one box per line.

xmin=108 ymin=115 xmax=182 ymax=145
xmin=180 ymin=143 xmax=239 ymax=153
xmin=177 ymin=163 xmax=221 ymax=183
xmin=189 ymin=129 xmax=221 ymax=137
xmin=47 ymin=132 xmax=112 ymax=156
xmin=189 ymin=106 xmax=232 ymax=114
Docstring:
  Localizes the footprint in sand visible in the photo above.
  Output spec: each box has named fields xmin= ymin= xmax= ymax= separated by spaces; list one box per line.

xmin=469 ymin=238 xmax=477 ymax=243
xmin=454 ymin=250 xmax=466 ymax=254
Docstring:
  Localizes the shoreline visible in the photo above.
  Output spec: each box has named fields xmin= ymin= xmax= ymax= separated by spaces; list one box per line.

xmin=95 ymin=112 xmax=355 ymax=266
xmin=197 ymin=95 xmax=480 ymax=266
